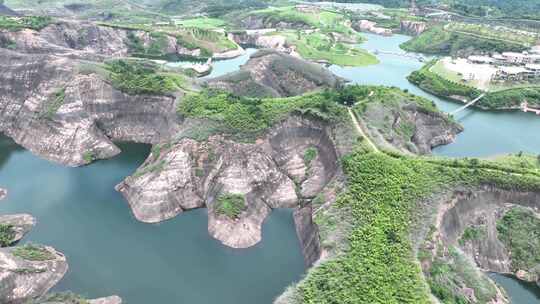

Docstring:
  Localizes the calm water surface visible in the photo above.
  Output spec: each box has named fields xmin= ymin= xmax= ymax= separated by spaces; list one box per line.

xmin=0 ymin=137 xmax=305 ymax=304
xmin=329 ymin=33 xmax=540 ymax=158
xmin=490 ymin=273 xmax=540 ymax=304
xmin=1 ymin=32 xmax=539 ymax=304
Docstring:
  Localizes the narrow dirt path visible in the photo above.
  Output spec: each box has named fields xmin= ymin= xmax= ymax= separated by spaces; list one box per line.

xmin=348 ymin=107 xmax=379 ymax=153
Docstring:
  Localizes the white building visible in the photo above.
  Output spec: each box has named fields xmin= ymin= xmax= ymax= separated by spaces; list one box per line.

xmin=467 ymin=55 xmax=494 ymax=64
xmin=502 ymin=52 xmax=527 ymax=64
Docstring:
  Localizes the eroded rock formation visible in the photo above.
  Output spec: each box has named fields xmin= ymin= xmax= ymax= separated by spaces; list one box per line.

xmin=360 ymin=101 xmax=463 ymax=154
xmin=0 ymin=48 xmax=181 ymax=166
xmin=117 ymin=116 xmax=344 ymax=248
xmin=440 ymin=187 xmax=540 ymax=279
xmin=207 ymin=49 xmax=343 ymax=98
xmin=0 ymin=246 xmax=68 ymax=304
xmin=400 ymin=20 xmax=427 ymax=36
xmin=0 ymin=214 xmax=36 ymax=246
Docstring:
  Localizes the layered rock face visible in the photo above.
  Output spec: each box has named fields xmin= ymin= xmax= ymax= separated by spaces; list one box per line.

xmin=0 ymin=246 xmax=68 ymax=304
xmin=0 ymin=214 xmax=36 ymax=245
xmin=400 ymin=20 xmax=427 ymax=36
xmin=439 ymin=187 xmax=540 ymax=277
xmin=361 ymin=102 xmax=463 ymax=154
xmin=208 ymin=50 xmax=343 ymax=98
xmin=117 ymin=116 xmax=340 ymax=248
xmin=353 ymin=20 xmax=392 ymax=36
xmin=294 ymin=205 xmax=321 ymax=266
xmin=0 ymin=49 xmax=181 ymax=166
xmin=0 ymin=20 xmax=202 ymax=59
xmin=231 ymin=30 xmax=288 ymax=51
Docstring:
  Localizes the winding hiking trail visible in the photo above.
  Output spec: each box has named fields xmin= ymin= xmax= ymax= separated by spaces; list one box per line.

xmin=348 ymin=107 xmax=379 ymax=153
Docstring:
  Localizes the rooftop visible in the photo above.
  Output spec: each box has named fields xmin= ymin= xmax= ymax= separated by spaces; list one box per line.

xmin=499 ymin=66 xmax=528 ymax=74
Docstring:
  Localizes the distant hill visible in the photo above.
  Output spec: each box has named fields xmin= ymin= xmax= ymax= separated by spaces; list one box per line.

xmin=0 ymin=3 xmax=19 ymax=16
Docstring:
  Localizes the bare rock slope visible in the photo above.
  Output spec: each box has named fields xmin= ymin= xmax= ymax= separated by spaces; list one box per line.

xmin=0 ymin=245 xmax=68 ymax=304
xmin=207 ymin=49 xmax=344 ymax=98
xmin=116 ymin=116 xmax=345 ymax=248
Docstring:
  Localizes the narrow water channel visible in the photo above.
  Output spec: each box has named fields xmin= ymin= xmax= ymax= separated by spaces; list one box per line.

xmin=0 ymin=137 xmax=305 ymax=304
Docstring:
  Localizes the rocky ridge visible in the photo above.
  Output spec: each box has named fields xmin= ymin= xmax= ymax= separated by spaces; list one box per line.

xmin=0 ymin=245 xmax=68 ymax=304
xmin=207 ymin=49 xmax=344 ymax=98
xmin=0 ymin=214 xmax=36 ymax=245
xmin=116 ymin=116 xmax=348 ymax=248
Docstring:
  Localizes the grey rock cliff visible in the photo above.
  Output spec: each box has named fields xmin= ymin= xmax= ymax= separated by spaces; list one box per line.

xmin=361 ymin=101 xmax=463 ymax=154
xmin=400 ymin=20 xmax=427 ymax=36
xmin=0 ymin=20 xmax=203 ymax=60
xmin=0 ymin=214 xmax=36 ymax=246
xmin=294 ymin=205 xmax=321 ymax=267
xmin=207 ymin=49 xmax=343 ymax=98
xmin=0 ymin=49 xmax=181 ymax=166
xmin=0 ymin=246 xmax=68 ymax=304
xmin=439 ymin=186 xmax=540 ymax=280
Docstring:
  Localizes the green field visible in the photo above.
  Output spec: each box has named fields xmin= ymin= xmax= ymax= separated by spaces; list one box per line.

xmin=275 ymin=31 xmax=378 ymax=67
xmin=175 ymin=17 xmax=228 ymax=29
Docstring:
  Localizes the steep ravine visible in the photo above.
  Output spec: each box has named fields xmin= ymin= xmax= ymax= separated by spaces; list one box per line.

xmin=440 ymin=187 xmax=540 ymax=282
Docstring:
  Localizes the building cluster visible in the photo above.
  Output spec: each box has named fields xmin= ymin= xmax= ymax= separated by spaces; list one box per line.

xmin=467 ymin=47 xmax=540 ymax=81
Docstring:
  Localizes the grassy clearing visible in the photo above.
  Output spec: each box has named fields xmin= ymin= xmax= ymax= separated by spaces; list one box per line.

xmin=175 ymin=17 xmax=227 ymax=29
xmin=214 ymin=194 xmax=246 ymax=219
xmin=445 ymin=22 xmax=539 ymax=47
xmin=13 ymin=244 xmax=55 ymax=261
xmin=400 ymin=26 xmax=527 ymax=55
xmin=276 ymin=31 xmax=378 ymax=66
xmin=0 ymin=16 xmax=52 ymax=31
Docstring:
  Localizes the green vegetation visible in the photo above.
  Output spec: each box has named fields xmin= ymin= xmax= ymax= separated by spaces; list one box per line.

xmin=409 ymin=61 xmax=540 ymax=109
xmin=400 ymin=26 xmax=527 ymax=56
xmin=13 ymin=244 xmax=55 ymax=261
xmin=175 ymin=17 xmax=227 ymax=29
xmin=303 ymin=147 xmax=318 ymax=167
xmin=276 ymin=31 xmax=378 ymax=67
xmin=428 ymin=247 xmax=498 ymax=304
xmin=105 ymin=60 xmax=186 ymax=95
xmin=459 ymin=226 xmax=486 ymax=246
xmin=296 ymin=145 xmax=540 ymax=303
xmin=82 ymin=151 xmax=96 ymax=163
xmin=408 ymin=60 xmax=481 ymax=100
xmin=214 ymin=193 xmax=246 ymax=219
xmin=445 ymin=22 xmax=539 ymax=47
xmin=132 ymin=160 xmax=167 ymax=178
xmin=40 ymin=88 xmax=66 ymax=119
xmin=0 ymin=224 xmax=15 ymax=247
xmin=0 ymin=16 xmax=52 ymax=31
xmin=126 ymin=31 xmax=170 ymax=58
xmin=497 ymin=207 xmax=540 ymax=272
xmin=177 ymin=88 xmax=346 ymax=136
